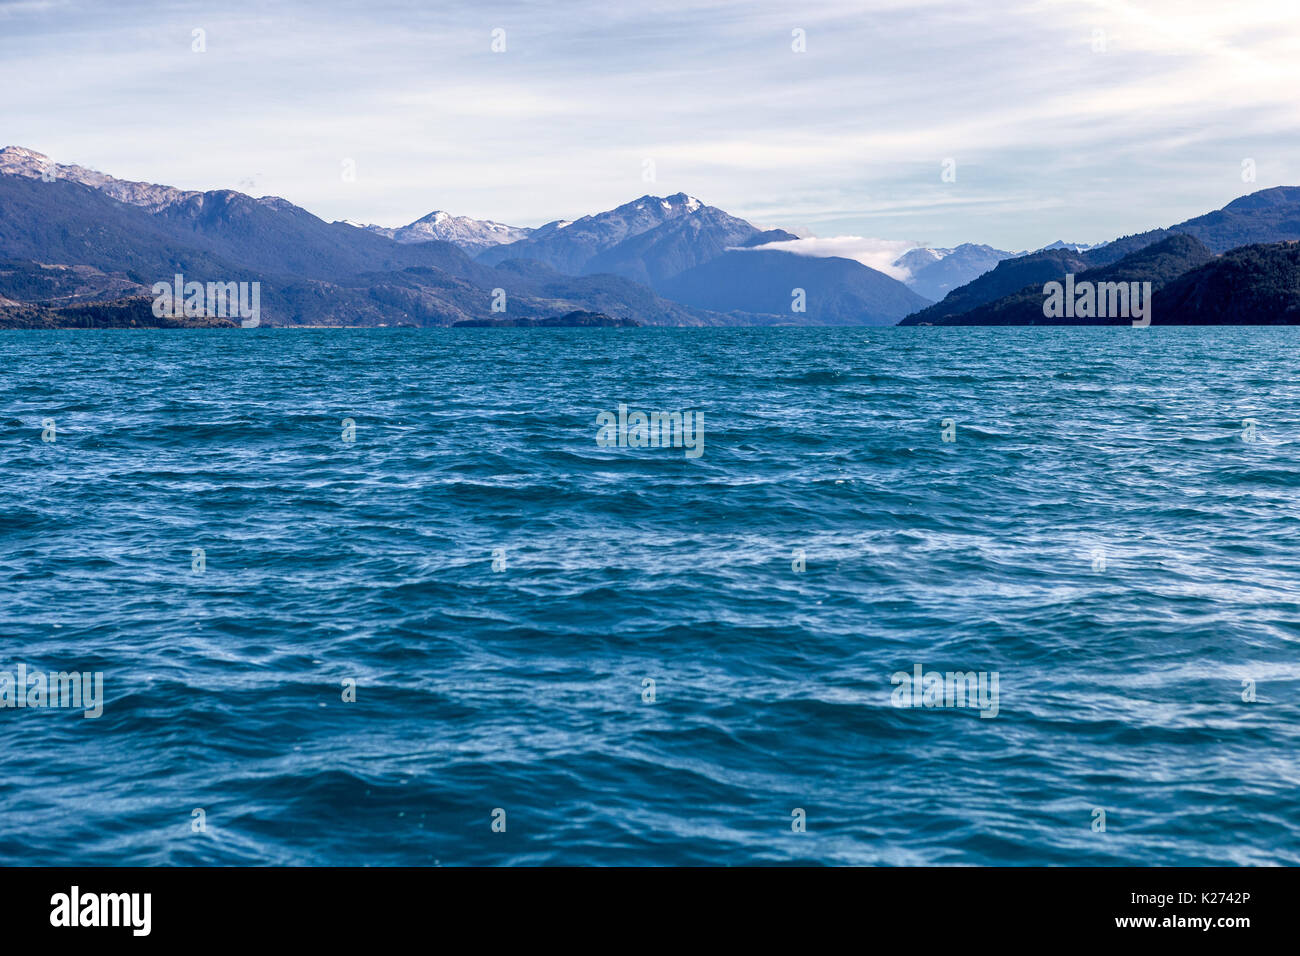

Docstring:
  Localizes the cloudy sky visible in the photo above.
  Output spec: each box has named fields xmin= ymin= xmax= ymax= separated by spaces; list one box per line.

xmin=1 ymin=0 xmax=1297 ymax=251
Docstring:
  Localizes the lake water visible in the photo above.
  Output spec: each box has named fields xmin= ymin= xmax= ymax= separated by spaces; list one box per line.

xmin=2 ymin=326 xmax=1297 ymax=864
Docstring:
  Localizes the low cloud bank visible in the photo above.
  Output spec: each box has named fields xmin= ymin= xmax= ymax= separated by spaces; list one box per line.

xmin=742 ymin=236 xmax=921 ymax=280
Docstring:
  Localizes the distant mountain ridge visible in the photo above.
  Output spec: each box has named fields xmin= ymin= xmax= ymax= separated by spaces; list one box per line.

xmin=899 ymin=186 xmax=1300 ymax=326
xmin=661 ymin=249 xmax=931 ymax=326
xmin=893 ymin=242 xmax=1020 ymax=301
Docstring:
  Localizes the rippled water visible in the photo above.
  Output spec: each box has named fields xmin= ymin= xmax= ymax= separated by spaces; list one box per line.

xmin=1 ymin=327 xmax=1298 ymax=865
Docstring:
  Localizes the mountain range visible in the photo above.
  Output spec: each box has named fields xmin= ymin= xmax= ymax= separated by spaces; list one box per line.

xmin=358 ymin=201 xmax=1016 ymax=304
xmin=3 ymin=145 xmax=1300 ymax=328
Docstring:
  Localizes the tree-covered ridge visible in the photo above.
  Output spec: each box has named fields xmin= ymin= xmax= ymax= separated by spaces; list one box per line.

xmin=1153 ymin=241 xmax=1300 ymax=324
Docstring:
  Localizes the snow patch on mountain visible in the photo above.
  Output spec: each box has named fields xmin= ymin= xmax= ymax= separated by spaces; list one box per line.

xmin=353 ymin=210 xmax=533 ymax=251
xmin=0 ymin=145 xmax=302 ymax=214
xmin=1035 ymin=239 xmax=1106 ymax=253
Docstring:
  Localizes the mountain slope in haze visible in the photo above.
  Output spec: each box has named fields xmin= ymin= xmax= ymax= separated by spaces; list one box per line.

xmin=894 ymin=243 xmax=1019 ymax=301
xmin=1152 ymin=241 xmax=1300 ymax=324
xmin=898 ymin=234 xmax=1213 ymax=326
xmin=660 ymin=249 xmax=931 ymax=326
xmin=487 ymin=258 xmax=735 ymax=326
xmin=0 ymin=172 xmax=260 ymax=280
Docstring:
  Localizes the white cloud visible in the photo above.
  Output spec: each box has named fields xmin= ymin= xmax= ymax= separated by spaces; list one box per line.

xmin=745 ymin=237 xmax=921 ymax=280
xmin=1 ymin=0 xmax=1297 ymax=248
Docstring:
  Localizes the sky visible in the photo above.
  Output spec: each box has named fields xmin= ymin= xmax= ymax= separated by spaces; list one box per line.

xmin=2 ymin=0 xmax=1298 ymax=253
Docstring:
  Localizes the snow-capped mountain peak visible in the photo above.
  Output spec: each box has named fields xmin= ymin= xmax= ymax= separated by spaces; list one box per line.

xmin=0 ymin=145 xmax=197 ymax=211
xmin=351 ymin=210 xmax=533 ymax=251
xmin=0 ymin=145 xmax=301 ymax=214
xmin=1035 ymin=239 xmax=1105 ymax=253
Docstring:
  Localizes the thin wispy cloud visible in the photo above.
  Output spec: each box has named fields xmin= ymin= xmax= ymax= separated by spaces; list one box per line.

xmin=0 ymin=0 xmax=1296 ymax=247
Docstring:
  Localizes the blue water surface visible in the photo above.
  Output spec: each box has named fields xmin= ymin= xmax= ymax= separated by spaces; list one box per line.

xmin=1 ymin=326 xmax=1297 ymax=865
